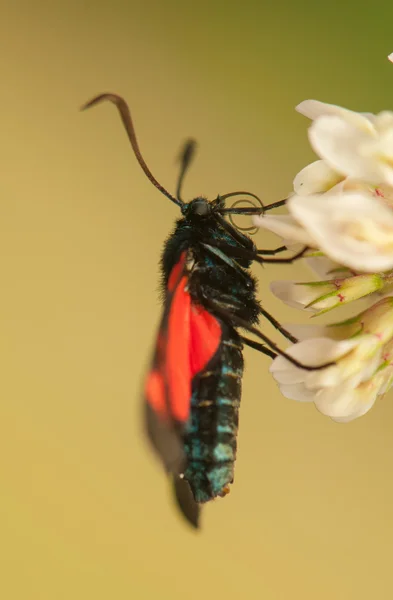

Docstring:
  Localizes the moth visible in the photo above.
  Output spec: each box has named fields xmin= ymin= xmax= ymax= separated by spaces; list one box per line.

xmin=82 ymin=94 xmax=328 ymax=528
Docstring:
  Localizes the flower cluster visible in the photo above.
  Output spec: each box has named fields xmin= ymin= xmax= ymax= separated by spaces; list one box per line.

xmin=270 ymin=300 xmax=393 ymax=422
xmin=255 ymin=88 xmax=393 ymax=422
xmin=256 ymin=100 xmax=393 ymax=273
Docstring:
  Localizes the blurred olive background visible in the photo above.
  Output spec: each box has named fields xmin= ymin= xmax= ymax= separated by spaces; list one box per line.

xmin=1 ymin=1 xmax=393 ymax=599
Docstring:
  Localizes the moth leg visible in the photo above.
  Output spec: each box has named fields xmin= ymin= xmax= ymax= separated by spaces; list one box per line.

xmin=217 ymin=242 xmax=308 ymax=264
xmin=263 ymin=198 xmax=286 ymax=211
xmin=213 ymin=213 xmax=303 ymax=262
xmin=256 ymin=245 xmax=287 ymax=255
xmin=258 ymin=307 xmax=298 ymax=343
xmin=203 ymin=244 xmax=298 ymax=344
xmin=201 ymin=296 xmax=334 ymax=372
xmin=206 ymin=220 xmax=308 ymax=265
xmin=256 ymin=246 xmax=308 ymax=264
xmin=240 ymin=336 xmax=277 ymax=359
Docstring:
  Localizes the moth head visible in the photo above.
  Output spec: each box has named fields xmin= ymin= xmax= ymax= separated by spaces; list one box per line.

xmin=183 ymin=197 xmax=212 ymax=219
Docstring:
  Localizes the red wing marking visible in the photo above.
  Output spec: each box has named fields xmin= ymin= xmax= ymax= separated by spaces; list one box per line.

xmin=145 ymin=252 xmax=222 ymax=428
xmin=189 ymin=304 xmax=222 ymax=375
xmin=167 ymin=257 xmax=185 ymax=292
xmin=167 ymin=275 xmax=191 ymax=421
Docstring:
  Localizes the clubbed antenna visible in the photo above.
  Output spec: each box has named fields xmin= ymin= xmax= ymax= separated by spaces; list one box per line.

xmin=176 ymin=139 xmax=197 ymax=202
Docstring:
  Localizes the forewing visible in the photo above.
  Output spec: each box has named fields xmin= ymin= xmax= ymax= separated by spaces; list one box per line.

xmin=172 ymin=475 xmax=200 ymax=529
xmin=144 ymin=250 xmax=223 ymax=526
xmin=144 ymin=252 xmax=190 ymax=474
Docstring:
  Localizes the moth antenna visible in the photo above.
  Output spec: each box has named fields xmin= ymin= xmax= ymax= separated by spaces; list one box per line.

xmin=81 ymin=93 xmax=182 ymax=207
xmin=176 ymin=139 xmax=197 ymax=202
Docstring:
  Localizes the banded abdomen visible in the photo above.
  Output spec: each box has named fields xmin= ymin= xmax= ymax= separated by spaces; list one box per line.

xmin=182 ymin=325 xmax=244 ymax=503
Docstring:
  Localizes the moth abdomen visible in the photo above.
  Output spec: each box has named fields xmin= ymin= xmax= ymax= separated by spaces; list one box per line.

xmin=182 ymin=329 xmax=244 ymax=503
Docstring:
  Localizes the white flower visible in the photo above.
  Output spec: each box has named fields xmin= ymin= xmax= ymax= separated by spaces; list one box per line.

xmin=389 ymin=53 xmax=393 ymax=64
xmin=260 ymin=89 xmax=393 ymax=423
xmin=297 ymin=99 xmax=393 ymax=187
xmin=270 ymin=298 xmax=393 ymax=421
xmin=272 ymin=333 xmax=380 ymax=387
xmin=256 ymin=187 xmax=393 ymax=273
xmin=271 ymin=335 xmax=383 ymax=420
xmin=288 ymin=191 xmax=393 ymax=272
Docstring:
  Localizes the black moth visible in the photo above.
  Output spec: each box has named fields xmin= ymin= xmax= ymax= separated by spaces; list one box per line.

xmin=82 ymin=93 xmax=330 ymax=528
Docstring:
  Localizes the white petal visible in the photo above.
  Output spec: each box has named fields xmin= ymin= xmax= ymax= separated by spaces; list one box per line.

xmin=352 ymin=348 xmax=382 ymax=383
xmin=305 ymin=255 xmax=352 ymax=280
xmin=296 ymin=99 xmax=339 ymax=120
xmin=315 ymin=379 xmax=378 ymax=420
xmin=271 ymin=370 xmax=308 ymax=385
xmin=269 ymin=280 xmax=322 ymax=311
xmin=309 ymin=116 xmax=379 ymax=181
xmin=269 ymin=354 xmax=308 ymax=384
xmin=305 ymin=336 xmax=379 ymax=389
xmin=314 ymin=381 xmax=358 ymax=417
xmin=345 ymin=391 xmax=378 ymax=420
xmin=296 ymin=100 xmax=375 ymax=131
xmin=361 ymin=113 xmax=378 ymax=124
xmin=389 ymin=52 xmax=393 ymax=63
xmin=374 ymin=111 xmax=393 ymax=133
xmin=332 ymin=415 xmax=359 ymax=423
xmin=252 ymin=214 xmax=316 ymax=246
xmin=270 ymin=336 xmax=372 ymax=406
xmin=370 ymin=366 xmax=393 ymax=396
xmin=288 ymin=192 xmax=393 ymax=272
xmin=324 ymin=177 xmax=373 ymax=197
xmin=378 ymin=372 xmax=393 ymax=396
xmin=308 ymin=334 xmax=381 ymax=390
xmin=305 ymin=363 xmax=351 ymax=390
xmin=293 ymin=160 xmax=343 ymax=195
xmin=278 ymin=382 xmax=317 ymax=402
xmin=367 ymin=128 xmax=393 ymax=186
xmin=270 ymin=337 xmax=356 ymax=374
xmin=333 ymin=412 xmax=370 ymax=423
xmin=282 ymin=323 xmax=337 ymax=341
xmin=283 ymin=321 xmax=362 ymax=346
